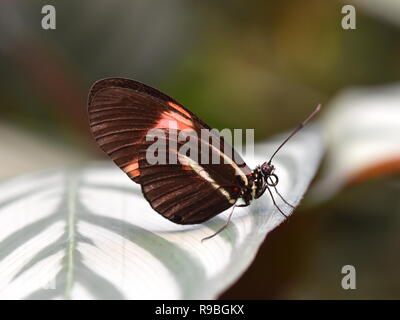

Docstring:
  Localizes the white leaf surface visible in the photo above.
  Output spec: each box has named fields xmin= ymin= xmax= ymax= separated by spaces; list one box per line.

xmin=0 ymin=126 xmax=323 ymax=299
xmin=313 ymin=83 xmax=400 ymax=200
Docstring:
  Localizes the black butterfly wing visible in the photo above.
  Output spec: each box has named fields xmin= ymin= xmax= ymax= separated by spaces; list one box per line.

xmin=138 ymin=162 xmax=237 ymax=224
xmin=88 ymin=78 xmax=252 ymax=224
xmin=137 ymin=128 xmax=250 ymax=224
xmin=88 ymin=78 xmax=211 ymax=182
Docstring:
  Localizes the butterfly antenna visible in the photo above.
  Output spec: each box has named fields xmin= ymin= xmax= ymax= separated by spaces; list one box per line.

xmin=268 ymin=104 xmax=321 ymax=164
xmin=201 ymin=205 xmax=236 ymax=242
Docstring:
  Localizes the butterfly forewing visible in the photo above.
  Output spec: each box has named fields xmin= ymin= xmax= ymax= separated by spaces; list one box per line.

xmin=88 ymin=79 xmax=207 ymax=181
xmin=88 ymin=78 xmax=252 ymax=224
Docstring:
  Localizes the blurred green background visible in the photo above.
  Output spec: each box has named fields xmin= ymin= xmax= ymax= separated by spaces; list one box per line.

xmin=0 ymin=0 xmax=399 ymax=298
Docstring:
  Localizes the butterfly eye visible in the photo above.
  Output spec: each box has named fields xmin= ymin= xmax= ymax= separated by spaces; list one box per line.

xmin=233 ymin=187 xmax=240 ymax=192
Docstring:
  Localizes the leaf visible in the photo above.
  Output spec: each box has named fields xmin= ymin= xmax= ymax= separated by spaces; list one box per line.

xmin=312 ymin=83 xmax=400 ymax=201
xmin=0 ymin=126 xmax=323 ymax=299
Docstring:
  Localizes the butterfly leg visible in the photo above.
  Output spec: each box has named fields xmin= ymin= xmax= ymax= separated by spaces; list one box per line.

xmin=266 ymin=176 xmax=295 ymax=208
xmin=273 ymin=185 xmax=295 ymax=208
xmin=265 ymin=185 xmax=288 ymax=219
xmin=201 ymin=202 xmax=249 ymax=242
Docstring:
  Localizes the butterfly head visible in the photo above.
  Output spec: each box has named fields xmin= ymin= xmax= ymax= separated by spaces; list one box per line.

xmin=261 ymin=162 xmax=274 ymax=176
xmin=261 ymin=162 xmax=279 ymax=187
xmin=249 ymin=163 xmax=278 ymax=201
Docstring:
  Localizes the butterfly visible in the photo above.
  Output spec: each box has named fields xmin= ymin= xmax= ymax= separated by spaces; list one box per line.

xmin=87 ymin=78 xmax=320 ymax=240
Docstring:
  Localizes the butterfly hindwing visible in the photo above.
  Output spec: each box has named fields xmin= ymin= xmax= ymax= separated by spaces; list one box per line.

xmin=137 ymin=128 xmax=248 ymax=224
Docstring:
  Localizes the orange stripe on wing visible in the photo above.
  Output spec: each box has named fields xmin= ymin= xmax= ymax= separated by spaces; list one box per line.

xmin=123 ymin=161 xmax=140 ymax=178
xmin=155 ymin=111 xmax=194 ymax=131
xmin=123 ymin=161 xmax=139 ymax=173
xmin=127 ymin=169 xmax=140 ymax=178
xmin=168 ymin=101 xmax=191 ymax=118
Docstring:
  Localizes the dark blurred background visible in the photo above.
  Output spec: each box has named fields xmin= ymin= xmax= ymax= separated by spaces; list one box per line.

xmin=0 ymin=0 xmax=399 ymax=298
